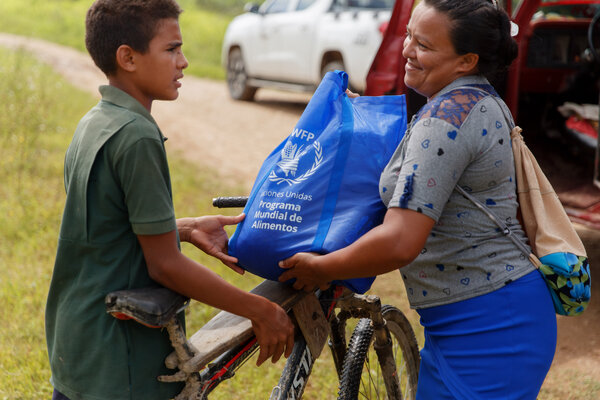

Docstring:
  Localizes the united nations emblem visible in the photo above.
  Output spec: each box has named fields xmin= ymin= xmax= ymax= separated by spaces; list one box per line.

xmin=269 ymin=140 xmax=323 ymax=185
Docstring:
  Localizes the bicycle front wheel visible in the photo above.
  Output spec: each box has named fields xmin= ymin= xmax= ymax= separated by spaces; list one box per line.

xmin=338 ymin=305 xmax=420 ymax=400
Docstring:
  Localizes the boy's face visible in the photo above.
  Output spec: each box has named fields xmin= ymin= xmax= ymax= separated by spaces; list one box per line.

xmin=130 ymin=18 xmax=188 ymax=107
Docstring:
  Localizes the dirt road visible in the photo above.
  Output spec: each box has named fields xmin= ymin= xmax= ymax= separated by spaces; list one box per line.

xmin=2 ymin=32 xmax=598 ymax=397
xmin=0 ymin=32 xmax=311 ymax=191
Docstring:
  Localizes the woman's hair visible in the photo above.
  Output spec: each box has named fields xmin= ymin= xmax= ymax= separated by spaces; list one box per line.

xmin=423 ymin=0 xmax=518 ymax=80
xmin=85 ymin=0 xmax=183 ymax=75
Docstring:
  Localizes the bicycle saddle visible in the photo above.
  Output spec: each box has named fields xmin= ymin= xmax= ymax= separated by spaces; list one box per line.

xmin=105 ymin=287 xmax=190 ymax=328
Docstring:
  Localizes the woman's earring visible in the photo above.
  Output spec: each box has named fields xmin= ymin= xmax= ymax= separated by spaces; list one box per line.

xmin=510 ymin=21 xmax=519 ymax=37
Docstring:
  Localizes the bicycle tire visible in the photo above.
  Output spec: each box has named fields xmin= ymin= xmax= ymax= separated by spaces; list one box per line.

xmin=270 ymin=334 xmax=314 ymax=400
xmin=338 ymin=305 xmax=420 ymax=400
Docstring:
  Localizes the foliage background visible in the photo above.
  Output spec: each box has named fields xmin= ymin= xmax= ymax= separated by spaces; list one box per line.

xmin=0 ymin=0 xmax=246 ymax=79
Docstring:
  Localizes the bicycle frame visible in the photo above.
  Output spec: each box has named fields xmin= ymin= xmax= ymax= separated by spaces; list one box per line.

xmin=106 ymin=282 xmax=403 ymax=400
xmin=190 ymin=286 xmax=403 ymax=400
xmin=200 ymin=287 xmax=401 ymax=400
xmin=189 ymin=285 xmax=346 ymax=400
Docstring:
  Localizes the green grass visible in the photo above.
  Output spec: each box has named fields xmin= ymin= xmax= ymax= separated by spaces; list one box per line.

xmin=178 ymin=3 xmax=233 ymax=79
xmin=0 ymin=47 xmax=95 ymax=399
xmin=194 ymin=0 xmax=249 ymax=15
xmin=0 ymin=0 xmax=238 ymax=80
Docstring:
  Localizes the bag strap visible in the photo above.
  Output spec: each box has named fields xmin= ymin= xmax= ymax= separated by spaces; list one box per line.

xmin=450 ymin=86 xmax=542 ymax=267
xmin=455 ymin=186 xmax=542 ymax=268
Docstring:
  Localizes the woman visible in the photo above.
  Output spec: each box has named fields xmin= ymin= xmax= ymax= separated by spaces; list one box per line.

xmin=278 ymin=0 xmax=557 ymax=398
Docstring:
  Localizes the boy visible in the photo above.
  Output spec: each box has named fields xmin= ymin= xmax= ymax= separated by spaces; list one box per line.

xmin=45 ymin=1 xmax=294 ymax=399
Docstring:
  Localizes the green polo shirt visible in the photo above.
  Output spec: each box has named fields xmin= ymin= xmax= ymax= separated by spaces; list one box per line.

xmin=46 ymin=85 xmax=183 ymax=399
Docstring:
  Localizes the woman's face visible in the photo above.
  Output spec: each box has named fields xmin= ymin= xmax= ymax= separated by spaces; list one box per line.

xmin=402 ymin=2 xmax=476 ymax=99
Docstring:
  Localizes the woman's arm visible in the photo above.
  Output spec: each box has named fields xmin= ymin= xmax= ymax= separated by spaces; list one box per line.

xmin=278 ymin=207 xmax=435 ymax=291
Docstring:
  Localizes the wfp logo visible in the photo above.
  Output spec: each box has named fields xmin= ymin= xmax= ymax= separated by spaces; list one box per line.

xmin=277 ymin=143 xmax=303 ymax=177
xmin=270 ymin=140 xmax=323 ymax=186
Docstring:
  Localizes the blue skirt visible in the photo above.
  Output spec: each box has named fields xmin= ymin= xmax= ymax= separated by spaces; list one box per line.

xmin=416 ymin=270 xmax=557 ymax=400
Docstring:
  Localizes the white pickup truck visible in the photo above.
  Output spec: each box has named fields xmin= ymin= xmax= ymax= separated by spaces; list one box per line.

xmin=221 ymin=0 xmax=394 ymax=100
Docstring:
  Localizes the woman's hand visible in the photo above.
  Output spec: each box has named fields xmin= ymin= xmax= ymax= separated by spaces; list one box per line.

xmin=177 ymin=214 xmax=245 ymax=274
xmin=345 ymin=88 xmax=360 ymax=98
xmin=278 ymin=252 xmax=331 ymax=292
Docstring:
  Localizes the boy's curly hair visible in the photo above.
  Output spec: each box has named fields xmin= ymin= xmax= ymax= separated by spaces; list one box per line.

xmin=85 ymin=0 xmax=183 ymax=75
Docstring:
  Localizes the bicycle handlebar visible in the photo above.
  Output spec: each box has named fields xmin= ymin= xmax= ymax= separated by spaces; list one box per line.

xmin=212 ymin=196 xmax=248 ymax=208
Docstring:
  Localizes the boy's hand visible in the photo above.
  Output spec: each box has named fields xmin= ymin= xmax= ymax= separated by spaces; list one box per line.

xmin=278 ymin=253 xmax=331 ymax=292
xmin=250 ymin=300 xmax=295 ymax=366
xmin=177 ymin=214 xmax=245 ymax=274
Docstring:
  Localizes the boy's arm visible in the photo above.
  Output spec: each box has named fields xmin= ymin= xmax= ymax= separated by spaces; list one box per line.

xmin=137 ymin=231 xmax=295 ymax=366
xmin=176 ymin=214 xmax=245 ymax=274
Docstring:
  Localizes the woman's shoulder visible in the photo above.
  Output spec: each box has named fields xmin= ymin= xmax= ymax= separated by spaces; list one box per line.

xmin=417 ymin=85 xmax=500 ymax=129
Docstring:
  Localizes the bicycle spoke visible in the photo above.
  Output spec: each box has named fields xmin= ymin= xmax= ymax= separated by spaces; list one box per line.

xmin=360 ymin=356 xmax=383 ymax=399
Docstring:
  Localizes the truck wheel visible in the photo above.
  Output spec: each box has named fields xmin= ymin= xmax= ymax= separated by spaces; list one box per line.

xmin=227 ymin=48 xmax=257 ymax=101
xmin=321 ymin=60 xmax=345 ymax=78
xmin=321 ymin=60 xmax=358 ymax=93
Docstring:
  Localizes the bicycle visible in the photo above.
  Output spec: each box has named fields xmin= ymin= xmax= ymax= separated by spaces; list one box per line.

xmin=105 ymin=196 xmax=420 ymax=400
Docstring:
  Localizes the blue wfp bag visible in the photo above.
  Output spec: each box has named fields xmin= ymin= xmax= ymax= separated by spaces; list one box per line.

xmin=228 ymin=71 xmax=407 ymax=293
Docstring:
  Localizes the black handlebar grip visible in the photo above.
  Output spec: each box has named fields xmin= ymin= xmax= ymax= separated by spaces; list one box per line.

xmin=212 ymin=196 xmax=248 ymax=208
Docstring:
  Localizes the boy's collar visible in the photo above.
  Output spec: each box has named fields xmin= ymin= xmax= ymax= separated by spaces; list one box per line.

xmin=98 ymin=85 xmax=157 ymax=125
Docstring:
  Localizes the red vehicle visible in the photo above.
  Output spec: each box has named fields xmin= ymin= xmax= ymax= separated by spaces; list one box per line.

xmin=366 ymin=0 xmax=600 ymax=227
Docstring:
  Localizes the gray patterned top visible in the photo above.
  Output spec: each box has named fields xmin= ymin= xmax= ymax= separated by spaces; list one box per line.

xmin=379 ymin=75 xmax=534 ymax=309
